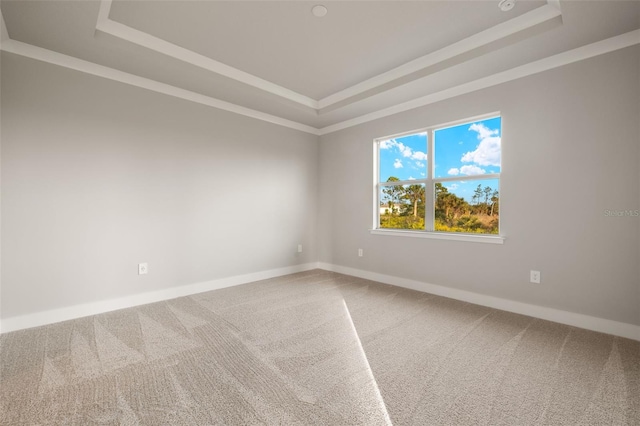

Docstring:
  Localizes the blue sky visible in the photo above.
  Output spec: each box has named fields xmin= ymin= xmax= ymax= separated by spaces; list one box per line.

xmin=379 ymin=116 xmax=501 ymax=202
xmin=379 ymin=132 xmax=427 ymax=182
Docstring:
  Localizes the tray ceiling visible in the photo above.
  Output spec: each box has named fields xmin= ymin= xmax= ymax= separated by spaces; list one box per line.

xmin=1 ymin=1 xmax=639 ymax=134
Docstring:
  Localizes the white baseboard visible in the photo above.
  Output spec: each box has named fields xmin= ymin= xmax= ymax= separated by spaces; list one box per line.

xmin=4 ymin=261 xmax=638 ymax=342
xmin=318 ymin=262 xmax=640 ymax=342
xmin=0 ymin=262 xmax=319 ymax=334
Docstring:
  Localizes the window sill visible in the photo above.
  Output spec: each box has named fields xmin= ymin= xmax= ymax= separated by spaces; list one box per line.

xmin=370 ymin=229 xmax=505 ymax=244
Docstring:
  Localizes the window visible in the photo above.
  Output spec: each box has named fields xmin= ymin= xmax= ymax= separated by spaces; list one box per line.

xmin=374 ymin=114 xmax=501 ymax=237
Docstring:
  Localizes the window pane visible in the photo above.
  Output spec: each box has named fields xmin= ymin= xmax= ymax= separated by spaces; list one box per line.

xmin=379 ymin=132 xmax=427 ymax=183
xmin=434 ymin=178 xmax=499 ymax=234
xmin=379 ymin=184 xmax=426 ymax=229
xmin=434 ymin=116 xmax=501 ymax=178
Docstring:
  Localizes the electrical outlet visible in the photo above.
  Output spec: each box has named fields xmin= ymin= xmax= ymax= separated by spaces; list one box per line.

xmin=530 ymin=270 xmax=540 ymax=283
xmin=138 ymin=263 xmax=148 ymax=275
xmin=298 ymin=244 xmax=303 ymax=253
xmin=358 ymin=249 xmax=363 ymax=257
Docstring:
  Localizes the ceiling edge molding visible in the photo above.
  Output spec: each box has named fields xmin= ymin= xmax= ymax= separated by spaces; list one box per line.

xmin=318 ymin=29 xmax=640 ymax=135
xmin=0 ymin=39 xmax=320 ymax=135
xmin=1 ymin=7 xmax=636 ymax=139
xmin=317 ymin=2 xmax=562 ymax=109
xmin=95 ymin=0 xmax=111 ymax=28
xmin=547 ymin=0 xmax=562 ymax=13
xmin=96 ymin=0 xmax=562 ymax=113
xmin=1 ymin=9 xmax=9 ymax=43
xmin=95 ymin=0 xmax=319 ymax=110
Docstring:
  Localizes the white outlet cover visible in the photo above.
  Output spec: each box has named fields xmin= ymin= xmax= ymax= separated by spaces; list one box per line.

xmin=138 ymin=263 xmax=148 ymax=275
xmin=530 ymin=270 xmax=540 ymax=283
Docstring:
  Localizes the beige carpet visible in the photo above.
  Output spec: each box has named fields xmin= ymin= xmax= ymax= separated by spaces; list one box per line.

xmin=1 ymin=270 xmax=639 ymax=425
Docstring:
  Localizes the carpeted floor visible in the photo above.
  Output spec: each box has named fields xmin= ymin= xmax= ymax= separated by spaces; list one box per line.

xmin=1 ymin=269 xmax=639 ymax=425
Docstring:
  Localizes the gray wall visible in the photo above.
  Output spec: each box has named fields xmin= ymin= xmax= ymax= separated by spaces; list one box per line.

xmin=318 ymin=46 xmax=640 ymax=326
xmin=2 ymin=45 xmax=639 ymax=328
xmin=1 ymin=53 xmax=318 ymax=318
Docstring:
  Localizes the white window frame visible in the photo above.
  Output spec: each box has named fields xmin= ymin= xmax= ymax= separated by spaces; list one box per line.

xmin=372 ymin=112 xmax=504 ymax=244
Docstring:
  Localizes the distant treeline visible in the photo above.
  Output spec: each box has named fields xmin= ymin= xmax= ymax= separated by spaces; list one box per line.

xmin=380 ymin=179 xmax=499 ymax=234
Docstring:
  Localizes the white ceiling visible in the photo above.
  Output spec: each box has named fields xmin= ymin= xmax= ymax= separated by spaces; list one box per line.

xmin=1 ymin=1 xmax=639 ymax=134
xmin=109 ymin=0 xmax=545 ymax=100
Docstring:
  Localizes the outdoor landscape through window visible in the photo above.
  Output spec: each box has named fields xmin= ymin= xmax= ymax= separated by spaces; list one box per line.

xmin=377 ymin=116 xmax=501 ymax=235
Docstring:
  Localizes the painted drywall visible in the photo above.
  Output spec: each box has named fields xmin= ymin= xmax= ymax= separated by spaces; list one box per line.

xmin=318 ymin=45 xmax=640 ymax=326
xmin=0 ymin=39 xmax=4 ymax=330
xmin=1 ymin=52 xmax=318 ymax=319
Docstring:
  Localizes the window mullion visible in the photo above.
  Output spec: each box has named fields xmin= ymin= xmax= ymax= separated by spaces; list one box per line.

xmin=374 ymin=114 xmax=501 ymax=236
xmin=374 ymin=141 xmax=380 ymax=229
xmin=425 ymin=129 xmax=435 ymax=231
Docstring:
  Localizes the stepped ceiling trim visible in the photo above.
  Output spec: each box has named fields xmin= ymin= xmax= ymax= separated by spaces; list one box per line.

xmin=1 ymin=2 xmax=639 ymax=135
xmin=95 ymin=0 xmax=562 ymax=112
xmin=96 ymin=0 xmax=319 ymax=110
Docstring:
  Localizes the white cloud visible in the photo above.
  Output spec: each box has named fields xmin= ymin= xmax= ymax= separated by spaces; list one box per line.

xmin=401 ymin=145 xmax=413 ymax=158
xmin=415 ymin=161 xmax=425 ymax=168
xmin=448 ymin=168 xmax=460 ymax=176
xmin=381 ymin=138 xmax=426 ymax=159
xmin=469 ymin=123 xmax=499 ymax=139
xmin=411 ymin=151 xmax=427 ymax=161
xmin=461 ymin=138 xmax=501 ymax=166
xmin=460 ymin=165 xmax=486 ymax=175
xmin=462 ymin=123 xmax=501 ymax=167
xmin=408 ymin=176 xmax=416 ymax=180
xmin=380 ymin=139 xmax=395 ymax=149
xmin=447 ymin=183 xmax=459 ymax=191
xmin=382 ymin=137 xmax=427 ymax=165
xmin=393 ymin=159 xmax=403 ymax=168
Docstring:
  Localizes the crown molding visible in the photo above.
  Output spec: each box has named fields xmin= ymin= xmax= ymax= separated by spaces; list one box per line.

xmin=0 ymin=38 xmax=320 ymax=135
xmin=2 ymin=5 xmax=638 ymax=137
xmin=95 ymin=0 xmax=319 ymax=110
xmin=316 ymin=2 xmax=562 ymax=109
xmin=0 ymin=8 xmax=9 ymax=43
xmin=95 ymin=0 xmax=563 ymax=112
xmin=318 ymin=29 xmax=640 ymax=135
xmin=547 ymin=0 xmax=562 ymax=13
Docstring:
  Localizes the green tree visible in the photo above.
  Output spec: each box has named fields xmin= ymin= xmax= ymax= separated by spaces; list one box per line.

xmin=434 ymin=183 xmax=448 ymax=221
xmin=435 ymin=183 xmax=470 ymax=227
xmin=403 ymin=184 xmax=425 ymax=218
xmin=483 ymin=186 xmax=492 ymax=204
xmin=382 ymin=177 xmax=403 ymax=215
xmin=451 ymin=195 xmax=468 ymax=219
xmin=490 ymin=190 xmax=499 ymax=216
xmin=435 ymin=182 xmax=448 ymax=198
xmin=472 ymin=184 xmax=483 ymax=205
xmin=483 ymin=186 xmax=493 ymax=214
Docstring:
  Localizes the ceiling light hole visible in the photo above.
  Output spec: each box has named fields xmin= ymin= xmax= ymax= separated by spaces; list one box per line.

xmin=498 ymin=0 xmax=516 ymax=12
xmin=312 ymin=5 xmax=328 ymax=18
